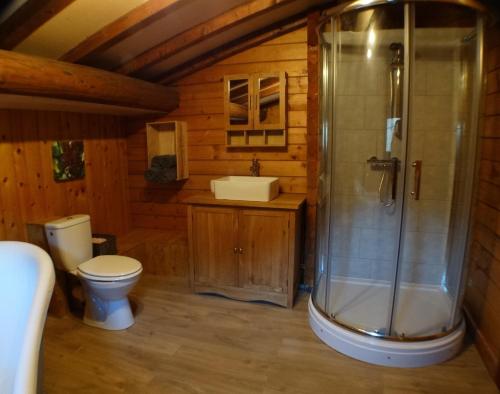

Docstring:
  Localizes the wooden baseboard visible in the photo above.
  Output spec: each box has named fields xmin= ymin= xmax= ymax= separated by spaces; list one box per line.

xmin=464 ymin=307 xmax=500 ymax=388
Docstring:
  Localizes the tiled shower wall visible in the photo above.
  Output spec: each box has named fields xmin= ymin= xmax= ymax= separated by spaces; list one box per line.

xmin=330 ymin=28 xmax=471 ymax=286
xmin=404 ymin=29 xmax=468 ymax=286
xmin=331 ymin=42 xmax=397 ymax=281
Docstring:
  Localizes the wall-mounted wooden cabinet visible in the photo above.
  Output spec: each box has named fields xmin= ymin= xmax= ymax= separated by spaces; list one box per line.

xmin=186 ymin=194 xmax=304 ymax=308
xmin=146 ymin=121 xmax=188 ymax=180
xmin=224 ymin=72 xmax=286 ymax=147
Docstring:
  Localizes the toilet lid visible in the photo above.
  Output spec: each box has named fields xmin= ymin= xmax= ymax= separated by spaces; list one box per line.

xmin=78 ymin=255 xmax=142 ymax=278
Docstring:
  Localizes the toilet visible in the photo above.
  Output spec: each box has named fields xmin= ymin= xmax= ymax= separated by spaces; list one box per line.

xmin=44 ymin=215 xmax=142 ymax=330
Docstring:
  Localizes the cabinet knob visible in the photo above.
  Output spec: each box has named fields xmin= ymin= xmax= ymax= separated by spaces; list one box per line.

xmin=239 ymin=248 xmax=244 ymax=254
xmin=233 ymin=247 xmax=238 ymax=254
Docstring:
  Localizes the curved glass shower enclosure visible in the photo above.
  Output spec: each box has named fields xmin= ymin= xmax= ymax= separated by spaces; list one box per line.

xmin=309 ymin=0 xmax=484 ymax=367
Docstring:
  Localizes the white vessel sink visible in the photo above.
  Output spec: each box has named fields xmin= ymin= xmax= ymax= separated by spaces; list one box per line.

xmin=210 ymin=176 xmax=279 ymax=202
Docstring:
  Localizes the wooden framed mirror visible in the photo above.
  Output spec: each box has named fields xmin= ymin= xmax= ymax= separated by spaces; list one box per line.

xmin=224 ymin=74 xmax=252 ymax=130
xmin=254 ymin=72 xmax=285 ymax=130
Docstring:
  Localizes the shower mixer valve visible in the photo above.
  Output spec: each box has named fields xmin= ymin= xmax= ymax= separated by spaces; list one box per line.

xmin=366 ymin=156 xmax=398 ymax=169
xmin=367 ymin=156 xmax=400 ymax=207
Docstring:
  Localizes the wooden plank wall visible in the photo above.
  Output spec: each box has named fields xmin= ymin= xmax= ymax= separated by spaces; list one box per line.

xmin=126 ymin=28 xmax=309 ymax=236
xmin=118 ymin=228 xmax=189 ymax=283
xmin=0 ymin=109 xmax=130 ymax=240
xmin=464 ymin=21 xmax=500 ymax=388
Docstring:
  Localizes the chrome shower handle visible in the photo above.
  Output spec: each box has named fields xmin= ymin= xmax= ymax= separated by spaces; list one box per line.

xmin=411 ymin=160 xmax=422 ymax=200
xmin=390 ymin=157 xmax=398 ymax=202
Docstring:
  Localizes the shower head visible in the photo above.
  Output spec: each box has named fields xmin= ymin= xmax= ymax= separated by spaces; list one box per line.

xmin=462 ymin=30 xmax=476 ymax=42
xmin=390 ymin=42 xmax=403 ymax=51
xmin=390 ymin=42 xmax=404 ymax=66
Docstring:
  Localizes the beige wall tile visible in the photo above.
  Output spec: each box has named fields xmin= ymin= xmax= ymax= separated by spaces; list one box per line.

xmin=359 ymin=228 xmax=396 ymax=260
xmin=332 ymin=226 xmax=361 ymax=259
xmin=425 ymin=60 xmax=457 ymax=96
xmin=420 ymin=164 xmax=454 ymax=200
xmin=419 ymin=200 xmax=451 ymax=233
xmin=336 ymin=96 xmax=365 ymax=129
xmin=364 ymin=95 xmax=388 ymax=130
xmin=402 ymin=231 xmax=447 ymax=265
xmin=412 ymin=95 xmax=454 ymax=131
xmin=334 ymin=162 xmax=365 ymax=195
xmin=423 ymin=131 xmax=456 ymax=164
xmin=335 ymin=130 xmax=378 ymax=163
xmin=337 ymin=62 xmax=365 ymax=95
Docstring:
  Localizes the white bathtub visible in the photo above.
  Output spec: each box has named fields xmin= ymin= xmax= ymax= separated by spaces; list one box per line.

xmin=0 ymin=242 xmax=55 ymax=394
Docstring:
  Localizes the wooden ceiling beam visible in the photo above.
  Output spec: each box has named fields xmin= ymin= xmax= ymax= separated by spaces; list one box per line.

xmin=0 ymin=49 xmax=178 ymax=113
xmin=59 ymin=0 xmax=184 ymax=63
xmin=157 ymin=17 xmax=306 ymax=85
xmin=0 ymin=0 xmax=76 ymax=50
xmin=115 ymin=0 xmax=297 ymax=77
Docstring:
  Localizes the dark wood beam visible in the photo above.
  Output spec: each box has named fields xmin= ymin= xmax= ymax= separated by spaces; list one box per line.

xmin=59 ymin=0 xmax=184 ymax=63
xmin=115 ymin=0 xmax=297 ymax=77
xmin=0 ymin=0 xmax=76 ymax=50
xmin=0 ymin=49 xmax=178 ymax=113
xmin=157 ymin=17 xmax=307 ymax=85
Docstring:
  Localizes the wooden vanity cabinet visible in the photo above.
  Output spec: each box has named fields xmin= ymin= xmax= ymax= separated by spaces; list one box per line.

xmin=186 ymin=195 xmax=304 ymax=308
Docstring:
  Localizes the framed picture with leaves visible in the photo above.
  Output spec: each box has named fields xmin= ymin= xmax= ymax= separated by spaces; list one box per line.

xmin=52 ymin=140 xmax=85 ymax=182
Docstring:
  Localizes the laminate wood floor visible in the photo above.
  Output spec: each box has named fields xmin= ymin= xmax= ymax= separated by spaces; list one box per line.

xmin=42 ymin=275 xmax=498 ymax=394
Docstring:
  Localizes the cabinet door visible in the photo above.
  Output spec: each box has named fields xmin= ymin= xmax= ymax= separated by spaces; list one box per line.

xmin=192 ymin=206 xmax=238 ymax=286
xmin=238 ymin=209 xmax=289 ymax=293
xmin=253 ymin=72 xmax=286 ymax=130
xmin=224 ymin=74 xmax=253 ymax=131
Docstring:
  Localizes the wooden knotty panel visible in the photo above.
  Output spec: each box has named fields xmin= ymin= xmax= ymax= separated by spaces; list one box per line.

xmin=238 ymin=209 xmax=289 ymax=293
xmin=464 ymin=21 xmax=500 ymax=389
xmin=191 ymin=206 xmax=238 ymax=287
xmin=126 ymin=27 xmax=308 ymax=235
xmin=118 ymin=228 xmax=188 ymax=283
xmin=0 ymin=109 xmax=129 ymax=240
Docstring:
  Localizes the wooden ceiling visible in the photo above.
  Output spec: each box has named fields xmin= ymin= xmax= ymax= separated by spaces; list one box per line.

xmin=0 ymin=0 xmax=333 ymax=84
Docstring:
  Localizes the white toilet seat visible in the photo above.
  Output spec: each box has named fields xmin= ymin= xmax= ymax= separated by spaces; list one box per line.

xmin=78 ymin=269 xmax=142 ymax=282
xmin=77 ymin=255 xmax=142 ymax=282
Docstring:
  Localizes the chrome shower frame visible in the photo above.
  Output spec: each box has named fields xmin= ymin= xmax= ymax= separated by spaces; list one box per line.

xmin=313 ymin=0 xmax=485 ymax=342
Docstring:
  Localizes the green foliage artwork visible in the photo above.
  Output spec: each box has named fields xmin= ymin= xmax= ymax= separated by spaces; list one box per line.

xmin=52 ymin=140 xmax=85 ymax=182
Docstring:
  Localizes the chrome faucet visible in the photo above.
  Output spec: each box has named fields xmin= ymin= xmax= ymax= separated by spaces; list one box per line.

xmin=250 ymin=158 xmax=260 ymax=177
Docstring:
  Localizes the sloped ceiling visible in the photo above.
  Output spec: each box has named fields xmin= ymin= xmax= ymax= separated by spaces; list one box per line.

xmin=81 ymin=0 xmax=251 ymax=70
xmin=14 ymin=0 xmax=149 ymax=59
xmin=0 ymin=0 xmax=28 ymax=24
xmin=0 ymin=0 xmax=334 ymax=84
xmin=133 ymin=0 xmax=322 ymax=81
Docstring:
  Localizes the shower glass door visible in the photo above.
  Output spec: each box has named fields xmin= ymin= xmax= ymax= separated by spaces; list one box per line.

xmin=314 ymin=1 xmax=481 ymax=340
xmin=391 ymin=2 xmax=479 ymax=338
xmin=313 ymin=26 xmax=333 ymax=314
xmin=324 ymin=4 xmax=407 ymax=336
